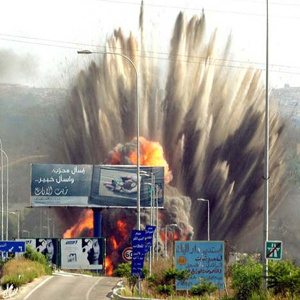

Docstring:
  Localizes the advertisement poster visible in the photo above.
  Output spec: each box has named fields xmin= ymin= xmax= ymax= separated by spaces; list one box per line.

xmin=31 ymin=164 xmax=93 ymax=206
xmin=61 ymin=238 xmax=104 ymax=270
xmin=90 ymin=165 xmax=164 ymax=208
xmin=175 ymin=241 xmax=225 ymax=290
xmin=17 ymin=238 xmax=58 ymax=265
xmin=31 ymin=164 xmax=164 ymax=208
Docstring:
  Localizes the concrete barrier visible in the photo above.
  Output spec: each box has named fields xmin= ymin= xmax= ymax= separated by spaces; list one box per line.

xmin=111 ymin=281 xmax=161 ymax=300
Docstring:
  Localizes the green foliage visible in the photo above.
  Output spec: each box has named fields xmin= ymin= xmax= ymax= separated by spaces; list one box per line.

xmin=163 ymin=268 xmax=191 ymax=284
xmin=23 ymin=245 xmax=48 ymax=266
xmin=231 ymin=258 xmax=263 ymax=299
xmin=190 ymin=278 xmax=218 ymax=296
xmin=1 ymin=275 xmax=24 ymax=289
xmin=268 ymin=260 xmax=300 ymax=296
xmin=1 ymin=257 xmax=52 ymax=289
xmin=113 ymin=262 xmax=132 ymax=278
xmin=156 ymin=284 xmax=174 ymax=296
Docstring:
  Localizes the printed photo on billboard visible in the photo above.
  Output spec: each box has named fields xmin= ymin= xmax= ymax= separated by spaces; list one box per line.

xmin=90 ymin=165 xmax=164 ymax=207
xmin=17 ymin=238 xmax=58 ymax=265
xmin=31 ymin=164 xmax=93 ymax=207
xmin=61 ymin=238 xmax=104 ymax=270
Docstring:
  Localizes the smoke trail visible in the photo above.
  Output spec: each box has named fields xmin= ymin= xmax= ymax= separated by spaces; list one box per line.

xmin=58 ymin=7 xmax=285 ymax=260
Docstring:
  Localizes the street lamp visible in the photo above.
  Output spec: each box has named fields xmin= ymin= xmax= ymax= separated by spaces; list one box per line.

xmin=1 ymin=150 xmax=9 ymax=241
xmin=9 ymin=211 xmax=20 ymax=239
xmin=197 ymin=198 xmax=210 ymax=241
xmin=0 ymin=139 xmax=3 ymax=240
xmin=165 ymin=224 xmax=177 ymax=258
xmin=77 ymin=49 xmax=141 ymax=230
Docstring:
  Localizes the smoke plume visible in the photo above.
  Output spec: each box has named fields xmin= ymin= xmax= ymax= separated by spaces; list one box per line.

xmin=58 ymin=7 xmax=285 ymax=267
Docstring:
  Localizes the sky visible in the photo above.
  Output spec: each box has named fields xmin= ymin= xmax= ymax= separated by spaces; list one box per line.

xmin=1 ymin=0 xmax=300 ymax=89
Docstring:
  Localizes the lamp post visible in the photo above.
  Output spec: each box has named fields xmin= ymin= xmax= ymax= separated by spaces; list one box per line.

xmin=263 ymin=0 xmax=270 ymax=288
xmin=77 ymin=50 xmax=140 ymax=230
xmin=0 ymin=139 xmax=3 ymax=240
xmin=165 ymin=224 xmax=177 ymax=258
xmin=9 ymin=211 xmax=20 ymax=239
xmin=1 ymin=150 xmax=9 ymax=241
xmin=197 ymin=198 xmax=210 ymax=241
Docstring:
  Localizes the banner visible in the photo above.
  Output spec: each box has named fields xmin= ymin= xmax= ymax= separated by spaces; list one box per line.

xmin=61 ymin=238 xmax=104 ymax=270
xmin=31 ymin=164 xmax=164 ymax=208
xmin=131 ymin=230 xmax=146 ymax=276
xmin=175 ymin=241 xmax=225 ymax=290
xmin=144 ymin=225 xmax=156 ymax=254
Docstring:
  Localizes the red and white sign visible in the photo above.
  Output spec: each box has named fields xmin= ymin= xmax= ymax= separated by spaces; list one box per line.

xmin=122 ymin=247 xmax=133 ymax=262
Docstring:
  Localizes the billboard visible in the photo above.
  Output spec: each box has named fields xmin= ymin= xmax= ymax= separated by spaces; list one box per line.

xmin=31 ymin=164 xmax=93 ymax=206
xmin=17 ymin=238 xmax=58 ymax=265
xmin=60 ymin=238 xmax=104 ymax=270
xmin=31 ymin=164 xmax=164 ymax=208
xmin=175 ymin=241 xmax=225 ymax=290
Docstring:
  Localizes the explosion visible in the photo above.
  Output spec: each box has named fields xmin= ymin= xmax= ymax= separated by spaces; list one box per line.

xmin=59 ymin=4 xmax=285 ymax=271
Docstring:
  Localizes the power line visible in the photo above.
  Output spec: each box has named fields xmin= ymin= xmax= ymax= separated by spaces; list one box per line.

xmin=92 ymin=0 xmax=300 ymax=18
xmin=1 ymin=36 xmax=300 ymax=76
xmin=2 ymin=33 xmax=300 ymax=71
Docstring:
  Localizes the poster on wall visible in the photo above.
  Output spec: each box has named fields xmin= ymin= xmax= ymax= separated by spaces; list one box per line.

xmin=175 ymin=241 xmax=225 ymax=290
xmin=60 ymin=238 xmax=104 ymax=270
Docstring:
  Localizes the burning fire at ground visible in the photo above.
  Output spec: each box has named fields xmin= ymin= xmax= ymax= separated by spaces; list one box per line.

xmin=62 ymin=137 xmax=189 ymax=274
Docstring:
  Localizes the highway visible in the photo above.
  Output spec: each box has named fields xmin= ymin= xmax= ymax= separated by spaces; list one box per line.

xmin=12 ymin=272 xmax=120 ymax=300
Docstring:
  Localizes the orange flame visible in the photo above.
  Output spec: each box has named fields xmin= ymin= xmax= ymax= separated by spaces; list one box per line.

xmin=63 ymin=138 xmax=173 ymax=274
xmin=63 ymin=209 xmax=93 ymax=238
xmin=129 ymin=137 xmax=173 ymax=183
xmin=105 ymin=257 xmax=113 ymax=276
xmin=110 ymin=236 xmax=118 ymax=250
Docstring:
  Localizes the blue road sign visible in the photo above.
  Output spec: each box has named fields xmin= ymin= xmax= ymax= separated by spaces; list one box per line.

xmin=0 ymin=241 xmax=26 ymax=253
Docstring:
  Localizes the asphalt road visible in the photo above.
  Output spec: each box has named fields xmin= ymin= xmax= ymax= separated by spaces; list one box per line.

xmin=12 ymin=273 xmax=120 ymax=300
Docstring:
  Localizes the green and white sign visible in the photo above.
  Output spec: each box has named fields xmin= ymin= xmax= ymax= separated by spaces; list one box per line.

xmin=265 ymin=241 xmax=282 ymax=260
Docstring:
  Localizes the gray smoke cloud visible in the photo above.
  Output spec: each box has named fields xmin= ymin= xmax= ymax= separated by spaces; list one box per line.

xmin=0 ymin=49 xmax=38 ymax=84
xmin=57 ymin=7 xmax=286 ymax=266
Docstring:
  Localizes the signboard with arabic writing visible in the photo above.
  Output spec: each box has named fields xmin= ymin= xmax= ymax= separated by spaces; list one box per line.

xmin=175 ymin=241 xmax=225 ymax=290
xmin=31 ymin=164 xmax=164 ymax=208
xmin=31 ymin=164 xmax=93 ymax=206
xmin=131 ymin=230 xmax=146 ymax=276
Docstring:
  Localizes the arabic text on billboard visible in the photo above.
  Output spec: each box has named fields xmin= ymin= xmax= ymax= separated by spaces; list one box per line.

xmin=31 ymin=164 xmax=93 ymax=206
xmin=31 ymin=164 xmax=164 ymax=208
xmin=175 ymin=241 xmax=225 ymax=290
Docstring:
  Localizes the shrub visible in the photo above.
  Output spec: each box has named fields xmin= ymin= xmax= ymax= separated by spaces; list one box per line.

xmin=156 ymin=284 xmax=174 ymax=296
xmin=190 ymin=278 xmax=218 ymax=296
xmin=113 ymin=262 xmax=132 ymax=278
xmin=231 ymin=258 xmax=263 ymax=299
xmin=268 ymin=260 xmax=300 ymax=296
xmin=1 ymin=257 xmax=52 ymax=289
xmin=23 ymin=245 xmax=48 ymax=266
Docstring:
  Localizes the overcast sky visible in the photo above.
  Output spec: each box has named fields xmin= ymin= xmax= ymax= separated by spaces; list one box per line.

xmin=1 ymin=0 xmax=300 ymax=88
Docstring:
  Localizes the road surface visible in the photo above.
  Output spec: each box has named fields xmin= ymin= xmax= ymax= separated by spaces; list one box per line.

xmin=12 ymin=272 xmax=120 ymax=300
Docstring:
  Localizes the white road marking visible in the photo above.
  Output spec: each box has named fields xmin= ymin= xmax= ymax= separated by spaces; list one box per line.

xmin=24 ymin=276 xmax=53 ymax=300
xmin=85 ymin=277 xmax=103 ymax=300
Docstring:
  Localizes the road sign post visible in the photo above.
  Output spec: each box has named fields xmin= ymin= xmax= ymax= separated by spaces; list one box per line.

xmin=265 ymin=241 xmax=282 ymax=260
xmin=0 ymin=241 xmax=26 ymax=253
